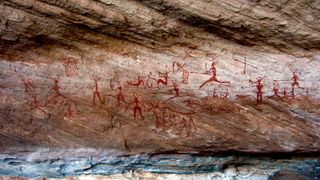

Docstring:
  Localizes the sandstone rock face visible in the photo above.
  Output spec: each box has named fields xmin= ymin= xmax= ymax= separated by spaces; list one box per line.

xmin=0 ymin=0 xmax=320 ymax=178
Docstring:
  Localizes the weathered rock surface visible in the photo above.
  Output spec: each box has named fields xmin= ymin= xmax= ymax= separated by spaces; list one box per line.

xmin=0 ymin=149 xmax=319 ymax=179
xmin=0 ymin=0 xmax=320 ymax=178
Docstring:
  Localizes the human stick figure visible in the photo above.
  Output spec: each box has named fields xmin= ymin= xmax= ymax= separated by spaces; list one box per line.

xmin=90 ymin=74 xmax=105 ymax=106
xmin=268 ymin=80 xmax=284 ymax=101
xmin=290 ymin=71 xmax=304 ymax=98
xmin=116 ymin=86 xmax=126 ymax=106
xmin=194 ymin=62 xmax=230 ymax=89
xmin=128 ymin=93 xmax=144 ymax=120
xmin=249 ymin=77 xmax=264 ymax=104
xmin=45 ymin=76 xmax=70 ymax=106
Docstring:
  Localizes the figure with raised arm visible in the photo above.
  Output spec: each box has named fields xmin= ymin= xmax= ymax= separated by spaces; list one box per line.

xmin=249 ymin=77 xmax=264 ymax=104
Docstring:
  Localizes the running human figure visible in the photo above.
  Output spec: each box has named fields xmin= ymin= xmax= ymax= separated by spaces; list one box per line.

xmin=291 ymin=71 xmax=304 ymax=98
xmin=90 ymin=74 xmax=104 ymax=106
xmin=130 ymin=93 xmax=144 ymax=120
xmin=249 ymin=77 xmax=264 ymax=104
xmin=45 ymin=76 xmax=69 ymax=106
xmin=197 ymin=62 xmax=230 ymax=89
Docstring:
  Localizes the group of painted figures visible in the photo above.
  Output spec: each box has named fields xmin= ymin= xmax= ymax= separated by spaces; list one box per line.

xmin=19 ymin=57 xmax=309 ymax=137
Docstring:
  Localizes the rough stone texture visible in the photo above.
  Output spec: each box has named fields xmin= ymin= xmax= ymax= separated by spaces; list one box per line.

xmin=0 ymin=149 xmax=319 ymax=179
xmin=0 ymin=0 xmax=320 ymax=178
